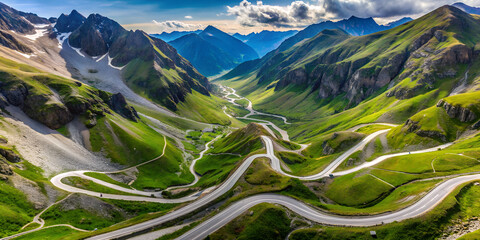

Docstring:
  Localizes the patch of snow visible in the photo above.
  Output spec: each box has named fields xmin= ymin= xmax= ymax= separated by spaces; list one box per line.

xmin=96 ymin=53 xmax=108 ymax=62
xmin=24 ymin=28 xmax=49 ymax=41
xmin=108 ymin=55 xmax=125 ymax=70
xmin=67 ymin=40 xmax=86 ymax=57
xmin=56 ymin=32 xmax=71 ymax=49
xmin=34 ymin=23 xmax=50 ymax=28
xmin=14 ymin=50 xmax=35 ymax=59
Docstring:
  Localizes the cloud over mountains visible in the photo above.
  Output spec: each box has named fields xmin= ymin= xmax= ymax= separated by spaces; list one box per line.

xmin=227 ymin=0 xmax=480 ymax=27
xmin=152 ymin=20 xmax=203 ymax=32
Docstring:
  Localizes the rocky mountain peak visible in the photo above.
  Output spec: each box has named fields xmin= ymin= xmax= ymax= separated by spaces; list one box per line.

xmin=54 ymin=9 xmax=86 ymax=33
xmin=68 ymin=13 xmax=126 ymax=56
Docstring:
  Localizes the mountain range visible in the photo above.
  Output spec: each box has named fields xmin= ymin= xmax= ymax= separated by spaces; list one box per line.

xmin=169 ymin=25 xmax=258 ymax=76
xmin=453 ymin=2 xmax=480 ymax=14
xmin=54 ymin=12 xmax=210 ymax=111
xmin=276 ymin=16 xmax=413 ymax=52
xmin=151 ymin=30 xmax=202 ymax=42
xmin=220 ymin=5 xmax=479 ymax=124
xmin=233 ymin=30 xmax=298 ymax=57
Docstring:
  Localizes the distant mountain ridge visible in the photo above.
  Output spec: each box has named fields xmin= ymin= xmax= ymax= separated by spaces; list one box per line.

xmin=452 ymin=2 xmax=480 ymax=14
xmin=198 ymin=25 xmax=258 ymax=63
xmin=169 ymin=25 xmax=258 ymax=76
xmin=151 ymin=30 xmax=202 ymax=42
xmin=170 ymin=33 xmax=236 ymax=77
xmin=277 ymin=15 xmax=413 ymax=52
xmin=233 ymin=30 xmax=298 ymax=57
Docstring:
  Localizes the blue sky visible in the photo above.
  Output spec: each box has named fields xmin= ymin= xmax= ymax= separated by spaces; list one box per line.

xmin=4 ymin=0 xmax=480 ymax=34
xmin=5 ymin=0 xmax=295 ymax=23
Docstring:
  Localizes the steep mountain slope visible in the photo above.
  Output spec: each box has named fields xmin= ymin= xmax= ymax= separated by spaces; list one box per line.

xmin=199 ymin=26 xmax=258 ymax=63
xmin=169 ymin=25 xmax=258 ymax=76
xmin=276 ymin=16 xmax=412 ymax=52
xmin=233 ymin=30 xmax=298 ymax=57
xmin=151 ymin=30 xmax=202 ymax=42
xmin=64 ymin=13 xmax=210 ymax=111
xmin=0 ymin=2 xmax=51 ymax=54
xmin=0 ymin=2 xmax=49 ymax=34
xmin=169 ymin=33 xmax=236 ymax=77
xmin=0 ymin=30 xmax=32 ymax=53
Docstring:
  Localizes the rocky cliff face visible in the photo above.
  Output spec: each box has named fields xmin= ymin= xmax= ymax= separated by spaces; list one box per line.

xmin=0 ymin=148 xmax=21 ymax=163
xmin=402 ymin=97 xmax=479 ymax=143
xmin=69 ymin=14 xmax=124 ymax=56
xmin=0 ymin=71 xmax=140 ymax=129
xmin=404 ymin=119 xmax=447 ymax=142
xmin=22 ymin=94 xmax=74 ymax=129
xmin=54 ymin=10 xmax=85 ymax=33
xmin=436 ymin=99 xmax=477 ymax=123
xmin=106 ymin=93 xmax=139 ymax=122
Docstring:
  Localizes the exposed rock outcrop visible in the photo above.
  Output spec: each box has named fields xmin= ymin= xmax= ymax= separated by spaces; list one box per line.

xmin=437 ymin=99 xmax=477 ymax=123
xmin=322 ymin=141 xmax=335 ymax=155
xmin=404 ymin=119 xmax=447 ymax=142
xmin=22 ymin=94 xmax=73 ymax=129
xmin=1 ymin=81 xmax=28 ymax=106
xmin=471 ymin=120 xmax=480 ymax=129
xmin=108 ymin=93 xmax=139 ymax=122
xmin=416 ymin=130 xmax=447 ymax=142
xmin=0 ymin=148 xmax=21 ymax=163
xmin=0 ymin=159 xmax=12 ymax=175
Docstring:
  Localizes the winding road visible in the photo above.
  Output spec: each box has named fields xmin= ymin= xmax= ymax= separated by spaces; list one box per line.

xmin=26 ymin=85 xmax=476 ymax=240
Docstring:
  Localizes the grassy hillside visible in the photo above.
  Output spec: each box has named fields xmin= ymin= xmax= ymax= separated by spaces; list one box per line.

xmin=219 ymin=6 xmax=480 ymax=148
xmin=389 ymin=90 xmax=480 ymax=148
xmin=209 ymin=203 xmax=290 ymax=240
xmin=195 ymin=123 xmax=270 ymax=187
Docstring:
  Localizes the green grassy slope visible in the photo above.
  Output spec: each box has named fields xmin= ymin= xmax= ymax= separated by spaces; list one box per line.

xmin=194 ymin=123 xmax=270 ymax=187
xmin=219 ymin=6 xmax=480 ymax=148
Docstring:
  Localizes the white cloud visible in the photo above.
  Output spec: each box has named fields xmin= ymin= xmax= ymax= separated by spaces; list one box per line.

xmin=152 ymin=20 xmax=203 ymax=32
xmin=226 ymin=0 xmax=480 ymax=28
xmin=227 ymin=0 xmax=329 ymax=27
xmin=185 ymin=15 xmax=193 ymax=19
